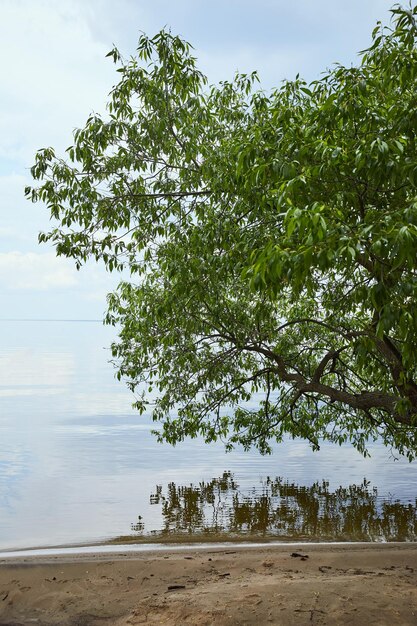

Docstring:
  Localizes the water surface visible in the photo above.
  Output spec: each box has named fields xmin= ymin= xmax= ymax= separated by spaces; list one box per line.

xmin=1 ymin=320 xmax=417 ymax=550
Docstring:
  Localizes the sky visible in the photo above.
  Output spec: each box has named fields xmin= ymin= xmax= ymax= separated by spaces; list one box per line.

xmin=0 ymin=0 xmax=396 ymax=320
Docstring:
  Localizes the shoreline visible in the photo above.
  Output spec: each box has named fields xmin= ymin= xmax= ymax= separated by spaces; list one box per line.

xmin=1 ymin=543 xmax=416 ymax=624
xmin=1 ymin=538 xmax=417 ymax=562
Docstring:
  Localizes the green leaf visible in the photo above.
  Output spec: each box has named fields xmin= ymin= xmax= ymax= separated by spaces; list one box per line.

xmin=28 ymin=8 xmax=417 ymax=459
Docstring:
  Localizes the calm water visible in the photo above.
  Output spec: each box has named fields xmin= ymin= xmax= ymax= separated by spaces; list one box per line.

xmin=0 ymin=320 xmax=417 ymax=550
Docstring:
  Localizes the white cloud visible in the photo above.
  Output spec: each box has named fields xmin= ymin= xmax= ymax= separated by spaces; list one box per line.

xmin=0 ymin=172 xmax=48 ymax=249
xmin=0 ymin=248 xmax=121 ymax=318
xmin=0 ymin=0 xmax=116 ymax=164
xmin=0 ymin=251 xmax=78 ymax=290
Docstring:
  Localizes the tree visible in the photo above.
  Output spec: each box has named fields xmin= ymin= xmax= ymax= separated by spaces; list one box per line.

xmin=27 ymin=5 xmax=417 ymax=458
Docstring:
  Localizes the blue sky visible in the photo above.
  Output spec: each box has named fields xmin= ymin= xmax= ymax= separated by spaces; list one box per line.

xmin=0 ymin=0 xmax=395 ymax=319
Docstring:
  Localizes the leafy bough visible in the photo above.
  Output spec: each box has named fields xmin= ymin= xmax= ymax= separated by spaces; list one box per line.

xmin=28 ymin=6 xmax=417 ymax=458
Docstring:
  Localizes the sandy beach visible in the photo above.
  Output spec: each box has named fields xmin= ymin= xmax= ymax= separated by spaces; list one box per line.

xmin=0 ymin=543 xmax=416 ymax=625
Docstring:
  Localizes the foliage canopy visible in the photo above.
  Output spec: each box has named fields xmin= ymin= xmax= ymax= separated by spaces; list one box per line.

xmin=28 ymin=5 xmax=417 ymax=458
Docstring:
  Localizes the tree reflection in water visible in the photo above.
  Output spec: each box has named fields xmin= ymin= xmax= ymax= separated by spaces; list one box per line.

xmin=131 ymin=472 xmax=417 ymax=541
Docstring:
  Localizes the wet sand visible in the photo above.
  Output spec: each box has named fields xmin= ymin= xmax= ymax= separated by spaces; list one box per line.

xmin=0 ymin=543 xmax=416 ymax=625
